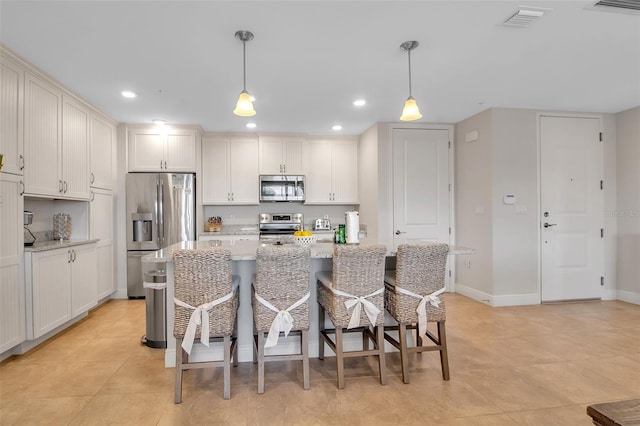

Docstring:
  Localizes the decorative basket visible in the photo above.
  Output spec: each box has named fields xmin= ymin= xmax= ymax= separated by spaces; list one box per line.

xmin=205 ymin=223 xmax=222 ymax=232
xmin=293 ymin=235 xmax=316 ymax=247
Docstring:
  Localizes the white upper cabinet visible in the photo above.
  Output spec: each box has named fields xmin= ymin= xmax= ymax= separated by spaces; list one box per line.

xmin=0 ymin=55 xmax=24 ymax=176
xmin=23 ymin=72 xmax=62 ymax=197
xmin=90 ymin=114 xmax=115 ymax=190
xmin=202 ymin=135 xmax=259 ymax=205
xmin=23 ymin=73 xmax=90 ymax=200
xmin=258 ymin=135 xmax=305 ymax=175
xmin=128 ymin=127 xmax=197 ymax=172
xmin=61 ymin=95 xmax=91 ymax=199
xmin=305 ymin=138 xmax=358 ymax=204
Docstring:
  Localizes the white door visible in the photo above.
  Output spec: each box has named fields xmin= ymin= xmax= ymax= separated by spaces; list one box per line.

xmin=540 ymin=115 xmax=603 ymax=301
xmin=392 ymin=128 xmax=451 ymax=246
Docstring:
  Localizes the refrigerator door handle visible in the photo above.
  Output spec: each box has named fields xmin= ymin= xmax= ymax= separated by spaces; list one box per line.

xmin=157 ymin=177 xmax=164 ymax=247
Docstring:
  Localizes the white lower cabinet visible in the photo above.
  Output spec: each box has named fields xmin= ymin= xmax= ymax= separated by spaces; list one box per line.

xmin=26 ymin=242 xmax=97 ymax=339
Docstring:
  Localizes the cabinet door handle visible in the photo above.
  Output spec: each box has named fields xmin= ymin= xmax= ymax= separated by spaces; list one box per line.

xmin=283 ymin=164 xmax=286 ymax=173
xmin=68 ymin=250 xmax=72 ymax=263
xmin=19 ymin=180 xmax=24 ymax=196
xmin=72 ymin=250 xmax=76 ymax=262
xmin=164 ymin=160 xmax=167 ymax=169
xmin=90 ymin=191 xmax=95 ymax=201
xmin=63 ymin=181 xmax=68 ymax=193
xmin=19 ymin=155 xmax=24 ymax=170
xmin=90 ymin=172 xmax=95 ymax=184
xmin=59 ymin=180 xmax=64 ymax=193
xmin=160 ymin=160 xmax=163 ymax=169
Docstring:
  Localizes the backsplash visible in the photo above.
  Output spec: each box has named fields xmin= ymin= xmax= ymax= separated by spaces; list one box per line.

xmin=202 ymin=204 xmax=359 ymax=230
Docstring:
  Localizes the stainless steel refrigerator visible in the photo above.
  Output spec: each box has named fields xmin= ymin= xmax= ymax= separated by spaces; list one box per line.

xmin=126 ymin=173 xmax=195 ymax=298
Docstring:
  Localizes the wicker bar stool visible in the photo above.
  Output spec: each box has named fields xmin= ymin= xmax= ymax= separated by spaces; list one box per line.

xmin=317 ymin=244 xmax=388 ymax=389
xmin=173 ymin=248 xmax=240 ymax=403
xmin=252 ymin=245 xmax=311 ymax=394
xmin=384 ymin=242 xmax=450 ymax=384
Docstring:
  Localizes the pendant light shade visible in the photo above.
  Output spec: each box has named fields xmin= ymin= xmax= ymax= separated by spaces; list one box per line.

xmin=399 ymin=40 xmax=422 ymax=121
xmin=233 ymin=30 xmax=256 ymax=117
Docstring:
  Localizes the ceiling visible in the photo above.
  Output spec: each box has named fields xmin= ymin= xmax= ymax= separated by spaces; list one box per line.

xmin=1 ymin=1 xmax=639 ymax=135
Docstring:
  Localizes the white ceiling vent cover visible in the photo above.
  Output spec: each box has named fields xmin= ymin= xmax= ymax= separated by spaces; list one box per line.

xmin=592 ymin=0 xmax=640 ymax=13
xmin=503 ymin=8 xmax=546 ymax=27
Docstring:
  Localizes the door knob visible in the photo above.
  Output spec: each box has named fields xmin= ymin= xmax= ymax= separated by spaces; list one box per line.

xmin=395 ymin=230 xmax=406 ymax=235
xmin=543 ymin=223 xmax=557 ymax=228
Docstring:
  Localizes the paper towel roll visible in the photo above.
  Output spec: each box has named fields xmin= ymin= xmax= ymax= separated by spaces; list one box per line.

xmin=345 ymin=211 xmax=359 ymax=244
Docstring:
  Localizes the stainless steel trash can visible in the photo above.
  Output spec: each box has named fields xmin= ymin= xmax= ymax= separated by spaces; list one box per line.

xmin=142 ymin=270 xmax=167 ymax=349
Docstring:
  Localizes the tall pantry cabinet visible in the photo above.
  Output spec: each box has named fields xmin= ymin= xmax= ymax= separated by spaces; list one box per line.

xmin=0 ymin=52 xmax=26 ymax=353
xmin=0 ymin=46 xmax=117 ymax=356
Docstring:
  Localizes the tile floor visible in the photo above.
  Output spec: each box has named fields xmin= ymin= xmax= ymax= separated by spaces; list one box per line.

xmin=1 ymin=294 xmax=639 ymax=425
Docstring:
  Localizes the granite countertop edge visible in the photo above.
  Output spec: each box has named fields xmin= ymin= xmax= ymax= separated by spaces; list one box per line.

xmin=25 ymin=239 xmax=100 ymax=252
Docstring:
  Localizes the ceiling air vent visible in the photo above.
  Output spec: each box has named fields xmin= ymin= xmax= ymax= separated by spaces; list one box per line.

xmin=592 ymin=0 xmax=640 ymax=13
xmin=503 ymin=8 xmax=547 ymax=27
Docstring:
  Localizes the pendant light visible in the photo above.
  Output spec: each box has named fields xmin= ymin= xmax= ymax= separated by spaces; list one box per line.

xmin=233 ymin=30 xmax=256 ymax=117
xmin=399 ymin=40 xmax=422 ymax=121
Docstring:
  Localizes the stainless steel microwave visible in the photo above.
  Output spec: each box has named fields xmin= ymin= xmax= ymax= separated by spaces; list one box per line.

xmin=259 ymin=175 xmax=305 ymax=202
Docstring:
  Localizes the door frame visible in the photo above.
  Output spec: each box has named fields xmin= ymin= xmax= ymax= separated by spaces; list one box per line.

xmin=386 ymin=123 xmax=456 ymax=291
xmin=536 ymin=112 xmax=604 ymax=303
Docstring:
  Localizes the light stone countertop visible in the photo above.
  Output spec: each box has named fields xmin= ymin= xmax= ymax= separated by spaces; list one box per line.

xmin=142 ymin=239 xmax=475 ymax=263
xmin=24 ymin=239 xmax=100 ymax=252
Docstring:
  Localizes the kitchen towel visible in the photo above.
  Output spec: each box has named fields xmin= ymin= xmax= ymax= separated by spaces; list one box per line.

xmin=345 ymin=211 xmax=360 ymax=244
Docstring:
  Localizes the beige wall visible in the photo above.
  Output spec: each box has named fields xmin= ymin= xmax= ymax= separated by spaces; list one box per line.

xmin=358 ymin=124 xmax=380 ymax=240
xmin=455 ymin=107 xmax=621 ymax=305
xmin=491 ymin=109 xmax=538 ymax=299
xmin=615 ymin=106 xmax=640 ymax=300
xmin=454 ymin=109 xmax=494 ymax=298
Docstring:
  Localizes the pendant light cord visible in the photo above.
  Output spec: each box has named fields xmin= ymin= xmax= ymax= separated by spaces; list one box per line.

xmin=407 ymin=48 xmax=412 ymax=98
xmin=242 ymin=40 xmax=247 ymax=91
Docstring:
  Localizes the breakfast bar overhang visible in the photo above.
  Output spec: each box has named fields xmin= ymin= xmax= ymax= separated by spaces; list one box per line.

xmin=142 ymin=240 xmax=474 ymax=368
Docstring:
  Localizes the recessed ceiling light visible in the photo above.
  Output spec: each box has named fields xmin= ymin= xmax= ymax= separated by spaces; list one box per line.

xmin=121 ymin=90 xmax=137 ymax=98
xmin=246 ymin=122 xmax=257 ymax=129
xmin=353 ymin=99 xmax=366 ymax=107
xmin=332 ymin=124 xmax=342 ymax=131
xmin=152 ymin=119 xmax=166 ymax=126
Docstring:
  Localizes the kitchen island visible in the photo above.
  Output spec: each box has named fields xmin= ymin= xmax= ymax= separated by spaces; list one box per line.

xmin=142 ymin=240 xmax=474 ymax=367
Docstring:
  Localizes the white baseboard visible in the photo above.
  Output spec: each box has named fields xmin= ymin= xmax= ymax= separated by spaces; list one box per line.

xmin=601 ymin=289 xmax=617 ymax=300
xmin=616 ymin=290 xmax=640 ymax=305
xmin=454 ymin=283 xmax=539 ymax=306
xmin=454 ymin=283 xmax=494 ymax=306
xmin=112 ymin=289 xmax=128 ymax=299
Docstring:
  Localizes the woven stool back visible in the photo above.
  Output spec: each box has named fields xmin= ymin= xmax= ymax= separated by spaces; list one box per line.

xmin=173 ymin=248 xmax=237 ymax=338
xmin=332 ymin=244 xmax=387 ymax=294
xmin=318 ymin=244 xmax=387 ymax=327
xmin=388 ymin=243 xmax=448 ymax=323
xmin=253 ymin=246 xmax=311 ymax=332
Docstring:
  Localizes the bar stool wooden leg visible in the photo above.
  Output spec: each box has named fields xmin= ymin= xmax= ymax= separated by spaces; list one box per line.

xmin=223 ymin=335 xmax=231 ymax=400
xmin=363 ymin=328 xmax=369 ymax=352
xmin=438 ymin=322 xmax=450 ymax=381
xmin=377 ymin=325 xmax=387 ymax=386
xmin=257 ymin=332 xmax=266 ymax=394
xmin=302 ymin=329 xmax=310 ymax=390
xmin=336 ymin=327 xmax=345 ymax=389
xmin=398 ymin=323 xmax=410 ymax=384
xmin=175 ymin=338 xmax=184 ymax=403
xmin=318 ymin=303 xmax=325 ymax=360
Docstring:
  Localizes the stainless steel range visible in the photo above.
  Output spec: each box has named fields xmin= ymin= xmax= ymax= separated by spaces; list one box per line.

xmin=259 ymin=213 xmax=303 ymax=244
